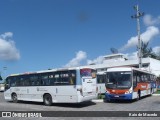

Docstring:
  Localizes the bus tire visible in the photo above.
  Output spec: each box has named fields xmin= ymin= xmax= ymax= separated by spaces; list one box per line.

xmin=12 ymin=93 xmax=18 ymax=103
xmin=106 ymin=100 xmax=111 ymax=103
xmin=43 ymin=94 xmax=52 ymax=106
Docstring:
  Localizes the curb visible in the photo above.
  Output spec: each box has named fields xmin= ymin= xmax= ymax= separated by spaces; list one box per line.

xmin=92 ymin=94 xmax=160 ymax=102
xmin=91 ymin=99 xmax=104 ymax=103
xmin=152 ymin=94 xmax=160 ymax=96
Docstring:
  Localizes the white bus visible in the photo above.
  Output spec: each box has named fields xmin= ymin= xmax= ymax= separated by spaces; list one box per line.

xmin=4 ymin=67 xmax=97 ymax=106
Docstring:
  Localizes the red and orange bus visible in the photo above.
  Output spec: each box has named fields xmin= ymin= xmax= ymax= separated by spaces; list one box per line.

xmin=105 ymin=67 xmax=157 ymax=102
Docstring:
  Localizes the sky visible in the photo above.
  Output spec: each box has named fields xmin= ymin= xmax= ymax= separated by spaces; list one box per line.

xmin=0 ymin=0 xmax=160 ymax=77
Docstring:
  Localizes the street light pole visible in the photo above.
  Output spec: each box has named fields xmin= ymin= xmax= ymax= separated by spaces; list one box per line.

xmin=131 ymin=5 xmax=144 ymax=68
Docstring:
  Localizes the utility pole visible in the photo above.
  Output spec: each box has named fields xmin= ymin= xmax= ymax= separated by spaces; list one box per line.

xmin=131 ymin=5 xmax=144 ymax=68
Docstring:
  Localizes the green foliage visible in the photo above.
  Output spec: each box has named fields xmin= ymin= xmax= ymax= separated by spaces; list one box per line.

xmin=97 ymin=94 xmax=105 ymax=99
xmin=154 ymin=90 xmax=160 ymax=94
xmin=138 ymin=41 xmax=160 ymax=60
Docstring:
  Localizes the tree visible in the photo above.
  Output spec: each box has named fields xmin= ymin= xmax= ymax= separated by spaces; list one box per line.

xmin=141 ymin=41 xmax=152 ymax=57
xmin=139 ymin=41 xmax=158 ymax=59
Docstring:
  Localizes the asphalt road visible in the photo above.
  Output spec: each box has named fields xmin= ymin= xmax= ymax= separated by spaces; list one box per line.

xmin=0 ymin=92 xmax=160 ymax=120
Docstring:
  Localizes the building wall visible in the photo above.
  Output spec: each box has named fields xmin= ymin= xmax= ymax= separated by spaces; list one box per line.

xmin=149 ymin=58 xmax=160 ymax=76
xmin=86 ymin=57 xmax=160 ymax=76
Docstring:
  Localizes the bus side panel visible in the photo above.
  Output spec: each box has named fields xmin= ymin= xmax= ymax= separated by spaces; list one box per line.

xmin=151 ymin=81 xmax=157 ymax=93
xmin=13 ymin=86 xmax=78 ymax=103
xmin=132 ymin=91 xmax=138 ymax=99
xmin=133 ymin=82 xmax=151 ymax=98
xmin=8 ymin=87 xmax=29 ymax=101
xmin=4 ymin=89 xmax=12 ymax=101
xmin=52 ymin=86 xmax=78 ymax=103
xmin=26 ymin=87 xmax=44 ymax=102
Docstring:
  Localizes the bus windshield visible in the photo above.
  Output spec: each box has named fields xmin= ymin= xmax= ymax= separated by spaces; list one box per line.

xmin=106 ymin=71 xmax=131 ymax=89
xmin=80 ymin=69 xmax=96 ymax=78
xmin=97 ymin=74 xmax=106 ymax=83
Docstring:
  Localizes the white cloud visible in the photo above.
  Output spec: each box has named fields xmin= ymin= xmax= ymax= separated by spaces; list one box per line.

xmin=0 ymin=32 xmax=20 ymax=60
xmin=87 ymin=56 xmax=104 ymax=65
xmin=124 ymin=52 xmax=138 ymax=60
xmin=120 ymin=26 xmax=159 ymax=51
xmin=64 ymin=51 xmax=87 ymax=67
xmin=0 ymin=32 xmax=13 ymax=39
xmin=143 ymin=14 xmax=160 ymax=26
xmin=153 ymin=46 xmax=160 ymax=54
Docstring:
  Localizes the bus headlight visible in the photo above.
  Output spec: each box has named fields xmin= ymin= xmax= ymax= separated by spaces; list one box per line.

xmin=106 ymin=90 xmax=110 ymax=94
xmin=125 ymin=89 xmax=132 ymax=94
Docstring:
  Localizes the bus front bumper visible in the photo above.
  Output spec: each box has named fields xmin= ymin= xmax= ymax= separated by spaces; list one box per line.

xmin=105 ymin=93 xmax=132 ymax=101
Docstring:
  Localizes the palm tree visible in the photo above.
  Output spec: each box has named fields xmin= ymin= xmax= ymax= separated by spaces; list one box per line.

xmin=139 ymin=41 xmax=157 ymax=59
xmin=141 ymin=41 xmax=151 ymax=57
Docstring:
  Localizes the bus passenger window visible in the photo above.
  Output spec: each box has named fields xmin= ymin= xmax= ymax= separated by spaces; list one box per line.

xmin=48 ymin=73 xmax=54 ymax=85
xmin=69 ymin=70 xmax=76 ymax=85
xmin=10 ymin=77 xmax=17 ymax=87
xmin=60 ymin=71 xmax=69 ymax=85
xmin=29 ymin=74 xmax=39 ymax=86
xmin=54 ymin=72 xmax=60 ymax=85
xmin=69 ymin=73 xmax=75 ymax=85
xmin=41 ymin=73 xmax=49 ymax=86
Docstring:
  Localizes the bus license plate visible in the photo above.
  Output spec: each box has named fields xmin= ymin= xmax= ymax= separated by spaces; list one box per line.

xmin=114 ymin=95 xmax=119 ymax=97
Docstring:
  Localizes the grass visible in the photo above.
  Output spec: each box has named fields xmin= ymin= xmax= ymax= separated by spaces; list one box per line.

xmin=97 ymin=94 xmax=105 ymax=99
xmin=154 ymin=90 xmax=160 ymax=94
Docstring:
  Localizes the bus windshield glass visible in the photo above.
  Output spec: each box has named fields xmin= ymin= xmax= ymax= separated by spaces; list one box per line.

xmin=97 ymin=74 xmax=106 ymax=83
xmin=106 ymin=71 xmax=131 ymax=89
xmin=80 ymin=69 xmax=96 ymax=78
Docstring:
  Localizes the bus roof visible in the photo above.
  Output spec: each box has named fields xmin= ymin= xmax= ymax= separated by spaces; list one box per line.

xmin=107 ymin=67 xmax=154 ymax=75
xmin=9 ymin=66 xmax=96 ymax=77
xmin=97 ymin=71 xmax=107 ymax=75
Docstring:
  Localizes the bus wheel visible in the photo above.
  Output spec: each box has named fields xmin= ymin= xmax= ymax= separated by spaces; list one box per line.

xmin=107 ymin=100 xmax=111 ymax=103
xmin=12 ymin=93 xmax=18 ymax=103
xmin=43 ymin=94 xmax=52 ymax=106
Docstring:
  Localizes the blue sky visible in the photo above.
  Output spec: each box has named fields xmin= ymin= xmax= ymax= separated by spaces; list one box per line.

xmin=0 ymin=0 xmax=160 ymax=77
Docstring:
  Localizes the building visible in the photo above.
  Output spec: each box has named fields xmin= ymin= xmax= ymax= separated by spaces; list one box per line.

xmin=87 ymin=53 xmax=160 ymax=77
